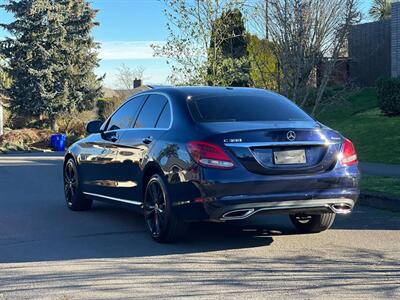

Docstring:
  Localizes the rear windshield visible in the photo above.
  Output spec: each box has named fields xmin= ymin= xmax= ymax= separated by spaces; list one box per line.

xmin=187 ymin=95 xmax=313 ymax=123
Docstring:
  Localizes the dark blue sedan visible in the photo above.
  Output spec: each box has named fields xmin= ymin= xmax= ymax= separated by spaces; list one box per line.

xmin=63 ymin=87 xmax=360 ymax=242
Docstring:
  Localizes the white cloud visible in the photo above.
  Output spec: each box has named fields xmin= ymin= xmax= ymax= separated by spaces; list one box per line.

xmin=97 ymin=41 xmax=165 ymax=60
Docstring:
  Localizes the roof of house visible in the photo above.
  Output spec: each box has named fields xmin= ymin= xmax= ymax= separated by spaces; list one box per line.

xmin=102 ymin=85 xmax=151 ymax=99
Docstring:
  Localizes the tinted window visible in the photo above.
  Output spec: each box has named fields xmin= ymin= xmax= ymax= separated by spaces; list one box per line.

xmin=106 ymin=96 xmax=146 ymax=131
xmin=135 ymin=95 xmax=168 ymax=128
xmin=187 ymin=95 xmax=313 ymax=122
xmin=155 ymin=103 xmax=171 ymax=128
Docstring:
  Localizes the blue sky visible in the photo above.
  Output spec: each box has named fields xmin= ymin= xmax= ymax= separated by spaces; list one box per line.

xmin=91 ymin=0 xmax=169 ymax=87
xmin=0 ymin=0 xmax=373 ymax=88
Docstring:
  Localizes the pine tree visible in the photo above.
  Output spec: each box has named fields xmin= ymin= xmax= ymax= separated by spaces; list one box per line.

xmin=58 ymin=0 xmax=103 ymax=113
xmin=210 ymin=8 xmax=248 ymax=60
xmin=208 ymin=8 xmax=250 ymax=87
xmin=0 ymin=0 xmax=102 ymax=130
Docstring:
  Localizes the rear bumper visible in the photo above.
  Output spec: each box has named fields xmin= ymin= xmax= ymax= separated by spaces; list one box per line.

xmin=216 ymin=198 xmax=355 ymax=221
xmin=171 ymin=164 xmax=360 ymax=222
xmin=173 ymin=187 xmax=359 ymax=222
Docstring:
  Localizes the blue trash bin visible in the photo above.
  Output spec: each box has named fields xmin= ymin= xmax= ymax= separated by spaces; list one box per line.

xmin=50 ymin=134 xmax=66 ymax=152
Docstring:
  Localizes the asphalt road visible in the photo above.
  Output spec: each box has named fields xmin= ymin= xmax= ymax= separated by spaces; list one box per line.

xmin=0 ymin=153 xmax=399 ymax=299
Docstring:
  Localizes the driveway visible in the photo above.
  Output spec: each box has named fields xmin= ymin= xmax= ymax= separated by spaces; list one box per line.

xmin=0 ymin=153 xmax=399 ymax=299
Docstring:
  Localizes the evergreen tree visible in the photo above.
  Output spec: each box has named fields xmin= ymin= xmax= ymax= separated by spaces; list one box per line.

xmin=210 ymin=8 xmax=248 ymax=59
xmin=58 ymin=0 xmax=103 ymax=113
xmin=247 ymin=35 xmax=279 ymax=90
xmin=208 ymin=8 xmax=250 ymax=87
xmin=0 ymin=0 xmax=102 ymax=130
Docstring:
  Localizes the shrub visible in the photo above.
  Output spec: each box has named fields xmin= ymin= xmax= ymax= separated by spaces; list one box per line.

xmin=57 ymin=110 xmax=96 ymax=137
xmin=7 ymin=115 xmax=35 ymax=129
xmin=376 ymin=77 xmax=400 ymax=117
xmin=0 ymin=128 xmax=53 ymax=152
xmin=97 ymin=96 xmax=125 ymax=121
xmin=57 ymin=119 xmax=86 ymax=137
xmin=3 ymin=106 xmax=10 ymax=127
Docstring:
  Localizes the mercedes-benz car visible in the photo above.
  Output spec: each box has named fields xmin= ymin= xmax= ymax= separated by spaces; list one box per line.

xmin=63 ymin=87 xmax=360 ymax=243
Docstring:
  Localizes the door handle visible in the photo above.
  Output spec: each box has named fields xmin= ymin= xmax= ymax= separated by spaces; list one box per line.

xmin=142 ymin=136 xmax=153 ymax=144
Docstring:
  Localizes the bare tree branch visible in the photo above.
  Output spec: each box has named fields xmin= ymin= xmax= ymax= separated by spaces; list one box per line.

xmin=249 ymin=0 xmax=360 ymax=114
xmin=152 ymin=0 xmax=247 ymax=85
xmin=115 ymin=64 xmax=145 ymax=90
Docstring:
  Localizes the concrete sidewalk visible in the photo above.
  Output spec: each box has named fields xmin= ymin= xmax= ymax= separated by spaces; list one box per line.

xmin=359 ymin=162 xmax=400 ymax=177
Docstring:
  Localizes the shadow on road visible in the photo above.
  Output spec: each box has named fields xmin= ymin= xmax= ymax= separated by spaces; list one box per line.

xmin=0 ymin=204 xmax=276 ymax=263
xmin=0 ymin=154 xmax=399 ymax=265
xmin=1 ymin=245 xmax=399 ymax=298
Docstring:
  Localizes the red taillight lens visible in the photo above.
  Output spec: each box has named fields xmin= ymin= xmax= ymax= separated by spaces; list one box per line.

xmin=187 ymin=141 xmax=235 ymax=169
xmin=341 ymin=138 xmax=358 ymax=166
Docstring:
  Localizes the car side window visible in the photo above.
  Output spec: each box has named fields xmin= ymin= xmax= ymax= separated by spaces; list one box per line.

xmin=134 ymin=94 xmax=168 ymax=129
xmin=155 ymin=102 xmax=171 ymax=128
xmin=106 ymin=96 xmax=146 ymax=131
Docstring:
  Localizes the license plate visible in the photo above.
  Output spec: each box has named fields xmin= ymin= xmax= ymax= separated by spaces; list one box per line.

xmin=274 ymin=149 xmax=306 ymax=165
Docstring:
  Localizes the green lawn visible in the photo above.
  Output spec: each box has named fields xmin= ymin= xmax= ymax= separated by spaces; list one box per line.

xmin=361 ymin=175 xmax=400 ymax=199
xmin=316 ymin=88 xmax=400 ymax=164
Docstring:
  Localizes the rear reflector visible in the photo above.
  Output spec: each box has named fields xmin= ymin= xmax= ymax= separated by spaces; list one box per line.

xmin=187 ymin=141 xmax=235 ymax=169
xmin=341 ymin=138 xmax=358 ymax=166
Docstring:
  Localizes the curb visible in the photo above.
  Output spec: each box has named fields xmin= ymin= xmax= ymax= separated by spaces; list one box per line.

xmin=0 ymin=148 xmax=53 ymax=155
xmin=359 ymin=193 xmax=400 ymax=212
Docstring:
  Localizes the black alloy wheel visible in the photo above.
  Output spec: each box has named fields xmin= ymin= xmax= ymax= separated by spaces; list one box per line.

xmin=144 ymin=178 xmax=167 ymax=238
xmin=64 ymin=160 xmax=78 ymax=208
xmin=144 ymin=174 xmax=188 ymax=242
xmin=63 ymin=158 xmax=92 ymax=211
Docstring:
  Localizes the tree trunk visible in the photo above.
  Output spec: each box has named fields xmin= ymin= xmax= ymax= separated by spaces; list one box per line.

xmin=50 ymin=118 xmax=57 ymax=132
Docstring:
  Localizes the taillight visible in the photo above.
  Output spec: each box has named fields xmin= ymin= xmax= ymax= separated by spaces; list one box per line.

xmin=340 ymin=138 xmax=358 ymax=166
xmin=187 ymin=141 xmax=235 ymax=169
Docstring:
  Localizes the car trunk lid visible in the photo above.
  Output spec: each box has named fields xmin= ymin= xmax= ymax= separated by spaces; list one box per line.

xmin=201 ymin=121 xmax=342 ymax=175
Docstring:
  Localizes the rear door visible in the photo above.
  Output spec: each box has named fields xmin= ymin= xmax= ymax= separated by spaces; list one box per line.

xmin=116 ymin=94 xmax=171 ymax=202
xmin=79 ymin=95 xmax=146 ymax=197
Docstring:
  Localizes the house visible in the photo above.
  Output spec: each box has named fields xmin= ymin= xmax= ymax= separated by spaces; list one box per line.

xmin=102 ymin=79 xmax=151 ymax=100
xmin=348 ymin=1 xmax=400 ymax=86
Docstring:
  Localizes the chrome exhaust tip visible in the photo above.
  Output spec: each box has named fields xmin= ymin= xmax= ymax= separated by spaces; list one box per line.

xmin=221 ymin=208 xmax=255 ymax=220
xmin=330 ymin=204 xmax=352 ymax=215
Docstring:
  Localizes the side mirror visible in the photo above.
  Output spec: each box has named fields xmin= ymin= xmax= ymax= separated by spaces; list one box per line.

xmin=86 ymin=120 xmax=103 ymax=134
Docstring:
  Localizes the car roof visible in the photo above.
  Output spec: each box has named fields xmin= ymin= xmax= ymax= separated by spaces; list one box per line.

xmin=137 ymin=86 xmax=282 ymax=100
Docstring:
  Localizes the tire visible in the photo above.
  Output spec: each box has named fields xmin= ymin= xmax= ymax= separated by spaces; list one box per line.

xmin=143 ymin=174 xmax=188 ymax=243
xmin=63 ymin=158 xmax=92 ymax=211
xmin=290 ymin=213 xmax=336 ymax=233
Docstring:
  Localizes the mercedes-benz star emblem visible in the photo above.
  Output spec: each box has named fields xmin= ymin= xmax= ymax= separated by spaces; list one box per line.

xmin=287 ymin=131 xmax=296 ymax=141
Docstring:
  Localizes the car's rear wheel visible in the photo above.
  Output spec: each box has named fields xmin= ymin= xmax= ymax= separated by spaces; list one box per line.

xmin=290 ymin=213 xmax=335 ymax=233
xmin=64 ymin=158 xmax=92 ymax=211
xmin=144 ymin=174 xmax=188 ymax=243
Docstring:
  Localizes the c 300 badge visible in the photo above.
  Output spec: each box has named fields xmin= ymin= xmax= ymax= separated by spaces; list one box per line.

xmin=223 ymin=138 xmax=243 ymax=143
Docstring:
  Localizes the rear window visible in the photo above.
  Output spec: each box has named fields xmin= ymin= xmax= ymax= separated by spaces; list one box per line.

xmin=187 ymin=95 xmax=313 ymax=123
